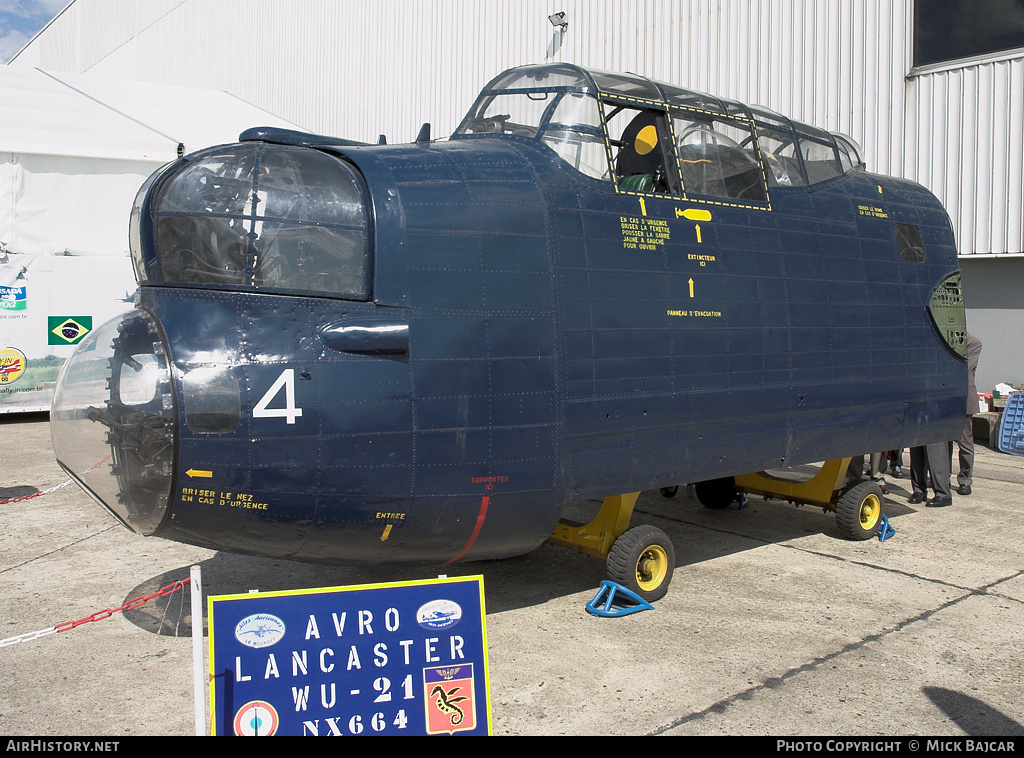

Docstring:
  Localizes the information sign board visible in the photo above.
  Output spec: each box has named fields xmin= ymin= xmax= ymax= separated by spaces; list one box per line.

xmin=208 ymin=576 xmax=491 ymax=736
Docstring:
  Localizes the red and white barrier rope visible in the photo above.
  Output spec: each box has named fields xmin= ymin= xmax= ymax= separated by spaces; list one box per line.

xmin=0 ymin=479 xmax=73 ymax=505
xmin=0 ymin=579 xmax=191 ymax=649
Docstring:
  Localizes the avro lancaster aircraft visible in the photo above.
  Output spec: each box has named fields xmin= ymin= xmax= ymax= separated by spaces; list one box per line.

xmin=51 ymin=64 xmax=967 ymax=600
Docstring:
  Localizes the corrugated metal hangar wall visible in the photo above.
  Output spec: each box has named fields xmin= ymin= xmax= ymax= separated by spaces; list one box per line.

xmin=9 ymin=0 xmax=1024 ymax=389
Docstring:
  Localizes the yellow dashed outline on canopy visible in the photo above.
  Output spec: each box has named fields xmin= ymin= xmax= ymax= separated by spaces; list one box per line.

xmin=598 ymin=93 xmax=773 ymax=212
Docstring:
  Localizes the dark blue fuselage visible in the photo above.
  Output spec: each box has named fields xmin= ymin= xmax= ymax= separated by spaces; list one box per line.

xmin=129 ymin=137 xmax=963 ymax=564
xmin=51 ymin=66 xmax=967 ymax=567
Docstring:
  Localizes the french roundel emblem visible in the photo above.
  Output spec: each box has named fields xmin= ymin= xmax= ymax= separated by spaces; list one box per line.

xmin=234 ymin=700 xmax=279 ymax=736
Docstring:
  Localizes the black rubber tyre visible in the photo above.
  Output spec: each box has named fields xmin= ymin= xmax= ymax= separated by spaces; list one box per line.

xmin=660 ymin=485 xmax=679 ymax=498
xmin=835 ymin=481 xmax=884 ymax=540
xmin=606 ymin=525 xmax=675 ymax=602
xmin=694 ymin=477 xmax=736 ymax=509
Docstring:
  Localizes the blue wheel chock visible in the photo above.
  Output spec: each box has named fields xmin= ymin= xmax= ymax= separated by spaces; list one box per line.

xmin=878 ymin=515 xmax=895 ymax=542
xmin=585 ymin=581 xmax=654 ymax=617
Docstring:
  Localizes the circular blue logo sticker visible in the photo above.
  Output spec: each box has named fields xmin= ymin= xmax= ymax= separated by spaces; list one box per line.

xmin=417 ymin=599 xmax=463 ymax=630
xmin=234 ymin=613 xmax=286 ymax=648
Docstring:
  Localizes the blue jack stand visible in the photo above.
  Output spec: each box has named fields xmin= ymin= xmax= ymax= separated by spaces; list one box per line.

xmin=878 ymin=515 xmax=896 ymax=542
xmin=586 ymin=581 xmax=655 ymax=617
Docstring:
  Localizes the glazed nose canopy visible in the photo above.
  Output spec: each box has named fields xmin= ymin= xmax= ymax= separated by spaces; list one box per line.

xmin=50 ymin=308 xmax=176 ymax=535
xmin=146 ymin=144 xmax=370 ymax=299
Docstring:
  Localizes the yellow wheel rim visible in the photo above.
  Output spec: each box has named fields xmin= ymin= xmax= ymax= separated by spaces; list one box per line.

xmin=636 ymin=545 xmax=669 ymax=592
xmin=860 ymin=493 xmax=881 ymax=530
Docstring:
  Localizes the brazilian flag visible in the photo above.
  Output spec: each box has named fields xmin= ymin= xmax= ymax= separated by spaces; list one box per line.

xmin=48 ymin=316 xmax=93 ymax=345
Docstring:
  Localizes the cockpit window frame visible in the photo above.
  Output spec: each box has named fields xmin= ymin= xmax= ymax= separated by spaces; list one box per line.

xmin=457 ymin=88 xmax=563 ymax=139
xmin=452 ymin=63 xmax=864 ymax=210
xmin=597 ymin=92 xmax=773 ymax=210
xmin=669 ymin=105 xmax=771 ymax=206
xmin=599 ymin=95 xmax=682 ymax=196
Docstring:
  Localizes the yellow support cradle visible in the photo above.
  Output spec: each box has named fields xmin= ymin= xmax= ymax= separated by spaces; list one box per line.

xmin=547 ymin=492 xmax=641 ymax=559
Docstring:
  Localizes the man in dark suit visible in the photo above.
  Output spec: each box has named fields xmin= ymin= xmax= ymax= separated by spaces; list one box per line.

xmin=908 ymin=332 xmax=982 ymax=508
xmin=956 ymin=333 xmax=983 ymax=495
xmin=908 ymin=442 xmax=953 ymax=507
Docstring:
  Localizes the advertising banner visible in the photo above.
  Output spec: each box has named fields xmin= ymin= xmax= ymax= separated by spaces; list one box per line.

xmin=0 ymin=253 xmax=135 ymax=414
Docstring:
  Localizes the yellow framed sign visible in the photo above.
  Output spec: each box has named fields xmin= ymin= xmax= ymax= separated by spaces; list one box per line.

xmin=208 ymin=576 xmax=491 ymax=736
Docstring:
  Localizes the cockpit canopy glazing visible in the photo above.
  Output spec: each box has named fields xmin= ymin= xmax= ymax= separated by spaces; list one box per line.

xmin=454 ymin=63 xmax=865 ymax=202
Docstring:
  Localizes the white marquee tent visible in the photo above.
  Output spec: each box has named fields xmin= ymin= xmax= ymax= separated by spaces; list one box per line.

xmin=0 ymin=66 xmax=302 ymax=413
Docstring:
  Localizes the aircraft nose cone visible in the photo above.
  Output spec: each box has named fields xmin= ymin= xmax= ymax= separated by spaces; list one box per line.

xmin=50 ymin=308 xmax=177 ymax=535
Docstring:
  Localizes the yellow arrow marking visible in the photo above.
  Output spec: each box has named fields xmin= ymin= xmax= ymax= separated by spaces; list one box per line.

xmin=695 ymin=224 xmax=702 ymax=243
xmin=688 ymin=278 xmax=695 ymax=298
xmin=186 ymin=469 xmax=212 ymax=478
xmin=639 ymin=197 xmax=647 ymax=216
xmin=381 ymin=524 xmax=393 ymax=542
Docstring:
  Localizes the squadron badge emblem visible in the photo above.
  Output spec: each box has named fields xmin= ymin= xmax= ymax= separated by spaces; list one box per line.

xmin=424 ymin=664 xmax=476 ymax=735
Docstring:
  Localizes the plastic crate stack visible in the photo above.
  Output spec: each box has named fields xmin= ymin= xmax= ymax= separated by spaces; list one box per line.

xmin=997 ymin=391 xmax=1024 ymax=456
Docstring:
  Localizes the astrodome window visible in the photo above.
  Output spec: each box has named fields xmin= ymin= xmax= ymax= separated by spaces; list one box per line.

xmin=151 ymin=145 xmax=369 ymax=299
